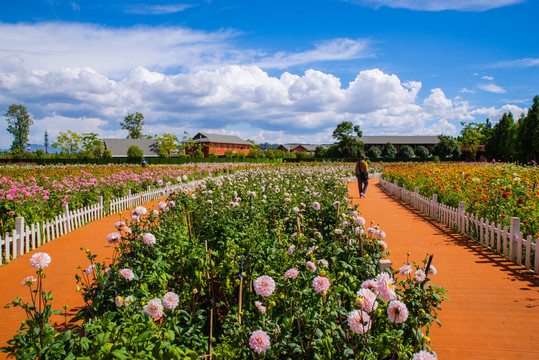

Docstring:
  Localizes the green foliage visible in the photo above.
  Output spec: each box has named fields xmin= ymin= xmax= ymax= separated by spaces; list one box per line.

xmin=127 ymin=145 xmax=144 ymax=163
xmin=415 ymin=146 xmax=429 ymax=159
xmin=432 ymin=135 xmax=458 ymax=159
xmin=193 ymin=149 xmax=205 ymax=159
xmin=332 ymin=121 xmax=364 ymax=157
xmin=121 ymin=112 xmax=145 ymax=139
xmin=155 ymin=133 xmax=180 ymax=158
xmin=381 ymin=143 xmax=397 ymax=159
xmin=4 ymin=104 xmax=33 ymax=154
xmin=102 ymin=149 xmax=113 ymax=159
xmin=398 ymin=145 xmax=415 ymax=159
xmin=367 ymin=146 xmax=382 ymax=161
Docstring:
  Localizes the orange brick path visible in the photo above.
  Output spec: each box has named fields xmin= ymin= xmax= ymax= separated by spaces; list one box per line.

xmin=350 ymin=178 xmax=539 ymax=360
xmin=0 ymin=199 xmax=163 ymax=357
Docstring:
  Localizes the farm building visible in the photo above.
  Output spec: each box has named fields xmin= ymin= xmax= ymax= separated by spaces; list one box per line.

xmin=277 ymin=144 xmax=319 ymax=153
xmin=190 ymin=133 xmax=253 ymax=157
xmin=358 ymin=136 xmax=440 ymax=153
xmin=103 ymin=139 xmax=159 ymax=158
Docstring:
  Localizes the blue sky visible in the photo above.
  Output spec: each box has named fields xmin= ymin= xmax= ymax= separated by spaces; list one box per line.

xmin=0 ymin=0 xmax=538 ymax=147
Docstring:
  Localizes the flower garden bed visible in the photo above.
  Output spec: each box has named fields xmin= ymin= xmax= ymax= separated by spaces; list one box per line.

xmin=382 ymin=162 xmax=539 ymax=238
xmin=3 ymin=163 xmax=446 ymax=359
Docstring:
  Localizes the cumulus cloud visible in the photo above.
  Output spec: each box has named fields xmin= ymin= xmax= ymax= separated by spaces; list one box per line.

xmin=481 ymin=75 xmax=494 ymax=80
xmin=348 ymin=0 xmax=525 ymax=11
xmin=0 ymin=56 xmax=518 ymax=148
xmin=478 ymin=83 xmax=506 ymax=93
xmin=471 ymin=104 xmax=527 ymax=124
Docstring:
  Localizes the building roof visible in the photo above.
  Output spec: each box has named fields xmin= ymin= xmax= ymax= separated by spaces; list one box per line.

xmin=293 ymin=144 xmax=319 ymax=152
xmin=192 ymin=133 xmax=252 ymax=146
xmin=277 ymin=144 xmax=296 ymax=151
xmin=358 ymin=136 xmax=440 ymax=145
xmin=103 ymin=138 xmax=159 ymax=157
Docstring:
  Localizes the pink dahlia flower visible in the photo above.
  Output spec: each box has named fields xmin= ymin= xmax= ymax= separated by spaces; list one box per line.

xmin=426 ymin=264 xmax=437 ymax=276
xmin=119 ymin=268 xmax=135 ymax=281
xmin=287 ymin=245 xmax=296 ymax=254
xmin=162 ymin=292 xmax=179 ymax=309
xmin=312 ymin=276 xmax=331 ymax=294
xmin=378 ymin=240 xmax=388 ymax=251
xmin=284 ymin=268 xmax=300 ymax=280
xmin=114 ymin=221 xmax=126 ymax=230
xmin=399 ymin=264 xmax=412 ymax=276
xmin=356 ymin=288 xmax=378 ymax=313
xmin=107 ymin=232 xmax=122 ymax=244
xmin=412 ymin=350 xmax=438 ymax=360
xmin=249 ymin=330 xmax=271 ymax=354
xmin=124 ymin=296 xmax=134 ymax=307
xmin=355 ymin=216 xmax=366 ymax=226
xmin=158 ymin=201 xmax=167 ymax=210
xmin=21 ymin=276 xmax=37 ymax=286
xmin=29 ymin=252 xmax=51 ymax=269
xmin=313 ymin=201 xmax=321 ymax=210
xmin=133 ymin=206 xmax=147 ymax=216
xmin=318 ymin=259 xmax=329 ymax=267
xmin=115 ymin=296 xmax=124 ymax=307
xmin=375 ymin=273 xmax=396 ymax=302
xmin=142 ymin=233 xmax=156 ymax=246
xmin=168 ymin=201 xmax=175 ymax=208
xmin=255 ymin=301 xmax=266 ymax=314
xmin=361 ymin=279 xmax=378 ymax=292
xmin=306 ymin=261 xmax=317 ymax=272
xmin=144 ymin=298 xmax=164 ymax=319
xmin=415 ymin=270 xmax=426 ymax=282
xmin=348 ymin=310 xmax=371 ymax=334
xmin=254 ymin=276 xmax=276 ymax=297
xmin=387 ymin=300 xmax=409 ymax=324
xmin=85 ymin=264 xmax=96 ymax=275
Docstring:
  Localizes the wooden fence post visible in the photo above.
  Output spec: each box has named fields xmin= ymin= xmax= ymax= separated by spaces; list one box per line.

xmin=98 ymin=196 xmax=103 ymax=218
xmin=431 ymin=194 xmax=438 ymax=219
xmin=509 ymin=217 xmax=520 ymax=262
xmin=15 ymin=217 xmax=24 ymax=257
xmin=64 ymin=203 xmax=71 ymax=233
xmin=127 ymin=190 xmax=132 ymax=210
xmin=458 ymin=201 xmax=465 ymax=233
xmin=414 ymin=187 xmax=419 ymax=208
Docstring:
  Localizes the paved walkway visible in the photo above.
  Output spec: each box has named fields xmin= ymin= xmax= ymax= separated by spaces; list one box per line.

xmin=0 ymin=198 xmax=164 ymax=356
xmin=349 ymin=178 xmax=539 ymax=360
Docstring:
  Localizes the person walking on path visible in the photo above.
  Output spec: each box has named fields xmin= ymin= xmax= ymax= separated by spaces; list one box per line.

xmin=355 ymin=154 xmax=369 ymax=198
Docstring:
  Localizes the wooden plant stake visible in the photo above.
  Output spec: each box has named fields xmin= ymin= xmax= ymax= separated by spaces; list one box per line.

xmin=335 ymin=202 xmax=341 ymax=229
xmin=297 ymin=217 xmax=302 ymax=236
xmin=238 ymin=274 xmax=244 ymax=324
xmin=186 ymin=212 xmax=192 ymax=241
xmin=208 ymin=250 xmax=214 ymax=359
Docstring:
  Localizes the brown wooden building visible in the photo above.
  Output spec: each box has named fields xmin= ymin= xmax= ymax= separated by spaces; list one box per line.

xmin=191 ymin=133 xmax=253 ymax=157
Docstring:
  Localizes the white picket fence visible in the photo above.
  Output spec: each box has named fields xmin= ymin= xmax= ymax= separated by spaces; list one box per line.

xmin=0 ymin=179 xmax=208 ymax=265
xmin=380 ymin=178 xmax=539 ymax=274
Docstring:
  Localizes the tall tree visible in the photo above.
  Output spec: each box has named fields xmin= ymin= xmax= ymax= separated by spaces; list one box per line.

xmin=44 ymin=130 xmax=49 ymax=154
xmin=486 ymin=113 xmax=515 ymax=160
xmin=121 ymin=112 xmax=145 ymax=139
xmin=517 ymin=96 xmax=539 ymax=159
xmin=4 ymin=104 xmax=33 ymax=154
xmin=80 ymin=132 xmax=103 ymax=157
xmin=332 ymin=121 xmax=364 ymax=157
xmin=458 ymin=122 xmax=486 ymax=158
xmin=52 ymin=130 xmax=82 ymax=154
xmin=155 ymin=133 xmax=180 ymax=158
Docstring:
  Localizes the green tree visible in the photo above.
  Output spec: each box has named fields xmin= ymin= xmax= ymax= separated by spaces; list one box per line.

xmin=432 ymin=135 xmax=459 ymax=159
xmin=52 ymin=130 xmax=82 ymax=155
xmin=121 ymin=112 xmax=145 ymax=139
xmin=314 ymin=146 xmax=327 ymax=158
xmin=486 ymin=113 xmax=515 ymax=160
xmin=367 ymin=146 xmax=382 ymax=161
xmin=155 ymin=133 xmax=180 ymax=158
xmin=332 ymin=121 xmax=364 ymax=157
xmin=415 ymin=145 xmax=429 ymax=159
xmin=4 ymin=104 xmax=33 ymax=155
xmin=80 ymin=132 xmax=103 ymax=157
xmin=517 ymin=95 xmax=539 ymax=159
xmin=381 ymin=142 xmax=397 ymax=159
xmin=398 ymin=145 xmax=415 ymax=159
xmin=127 ymin=145 xmax=144 ymax=163
xmin=458 ymin=122 xmax=487 ymax=159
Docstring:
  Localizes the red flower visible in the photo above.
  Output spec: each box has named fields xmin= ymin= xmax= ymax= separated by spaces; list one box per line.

xmin=501 ymin=193 xmax=509 ymax=199
xmin=517 ymin=198 xmax=523 ymax=204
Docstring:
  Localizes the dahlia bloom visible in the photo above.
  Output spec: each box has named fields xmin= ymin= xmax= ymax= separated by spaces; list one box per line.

xmin=249 ymin=330 xmax=271 ymax=354
xmin=387 ymin=300 xmax=409 ymax=324
xmin=284 ymin=268 xmax=300 ymax=280
xmin=107 ymin=232 xmax=122 ymax=244
xmin=348 ymin=310 xmax=371 ymax=334
xmin=313 ymin=201 xmax=321 ymax=210
xmin=168 ymin=201 xmax=175 ymax=208
xmin=287 ymin=245 xmax=296 ymax=254
xmin=114 ymin=221 xmax=126 ymax=230
xmin=412 ymin=350 xmax=438 ymax=360
xmin=85 ymin=264 xmax=96 ymax=275
xmin=29 ymin=252 xmax=51 ymax=269
xmin=21 ymin=276 xmax=37 ymax=286
xmin=399 ymin=264 xmax=413 ymax=276
xmin=133 ymin=206 xmax=147 ymax=216
xmin=158 ymin=201 xmax=167 ymax=210
xmin=355 ymin=216 xmax=366 ymax=226
xmin=306 ymin=261 xmax=317 ymax=272
xmin=312 ymin=276 xmax=331 ymax=294
xmin=318 ymin=259 xmax=329 ymax=267
xmin=378 ymin=240 xmax=388 ymax=251
xmin=361 ymin=279 xmax=378 ymax=292
xmin=119 ymin=268 xmax=135 ymax=281
xmin=254 ymin=276 xmax=276 ymax=297
xmin=375 ymin=272 xmax=396 ymax=302
xmin=415 ymin=270 xmax=426 ymax=282
xmin=255 ymin=301 xmax=266 ymax=313
xmin=144 ymin=298 xmax=164 ymax=319
xmin=115 ymin=296 xmax=124 ymax=307
xmin=124 ymin=296 xmax=134 ymax=307
xmin=356 ymin=288 xmax=378 ymax=313
xmin=142 ymin=233 xmax=156 ymax=246
xmin=426 ymin=264 xmax=437 ymax=276
xmin=162 ymin=292 xmax=179 ymax=309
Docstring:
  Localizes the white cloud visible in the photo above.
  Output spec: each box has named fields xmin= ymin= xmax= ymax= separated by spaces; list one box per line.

xmin=348 ymin=0 xmax=525 ymax=11
xmin=0 ymin=58 xmax=521 ymax=147
xmin=481 ymin=75 xmax=494 ymax=80
xmin=124 ymin=4 xmax=195 ymax=15
xmin=471 ymin=104 xmax=527 ymax=123
xmin=460 ymin=88 xmax=475 ymax=93
xmin=489 ymin=57 xmax=539 ymax=68
xmin=478 ymin=83 xmax=506 ymax=93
